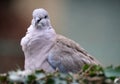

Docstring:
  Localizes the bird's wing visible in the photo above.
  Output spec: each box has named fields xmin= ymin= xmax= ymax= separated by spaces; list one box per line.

xmin=48 ymin=34 xmax=100 ymax=73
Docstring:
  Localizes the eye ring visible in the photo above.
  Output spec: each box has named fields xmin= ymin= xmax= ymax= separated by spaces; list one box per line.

xmin=44 ymin=15 xmax=48 ymax=19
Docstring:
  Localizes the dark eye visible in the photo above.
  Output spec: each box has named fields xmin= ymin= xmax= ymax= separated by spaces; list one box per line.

xmin=44 ymin=15 xmax=48 ymax=19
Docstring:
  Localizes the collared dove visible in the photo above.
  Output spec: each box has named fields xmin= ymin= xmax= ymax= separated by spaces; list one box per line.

xmin=21 ymin=8 xmax=100 ymax=73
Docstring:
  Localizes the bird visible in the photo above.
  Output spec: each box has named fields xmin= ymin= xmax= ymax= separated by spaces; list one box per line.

xmin=21 ymin=8 xmax=100 ymax=73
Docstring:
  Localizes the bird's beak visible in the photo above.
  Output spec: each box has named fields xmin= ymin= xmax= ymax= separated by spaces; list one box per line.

xmin=35 ymin=17 xmax=41 ymax=25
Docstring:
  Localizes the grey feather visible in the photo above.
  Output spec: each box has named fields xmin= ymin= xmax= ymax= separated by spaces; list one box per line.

xmin=48 ymin=35 xmax=100 ymax=73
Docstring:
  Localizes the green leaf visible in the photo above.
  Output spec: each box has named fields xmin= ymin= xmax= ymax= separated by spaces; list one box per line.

xmin=27 ymin=74 xmax=36 ymax=83
xmin=28 ymin=74 xmax=36 ymax=80
xmin=82 ymin=64 xmax=90 ymax=72
xmin=104 ymin=66 xmax=120 ymax=78
xmin=0 ymin=74 xmax=7 ymax=82
xmin=35 ymin=69 xmax=45 ymax=74
xmin=46 ymin=78 xmax=55 ymax=84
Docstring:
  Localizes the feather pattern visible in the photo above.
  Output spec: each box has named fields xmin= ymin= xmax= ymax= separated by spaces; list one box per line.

xmin=48 ymin=34 xmax=100 ymax=73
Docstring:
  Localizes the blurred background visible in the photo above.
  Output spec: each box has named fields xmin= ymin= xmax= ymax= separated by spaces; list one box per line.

xmin=0 ymin=0 xmax=120 ymax=73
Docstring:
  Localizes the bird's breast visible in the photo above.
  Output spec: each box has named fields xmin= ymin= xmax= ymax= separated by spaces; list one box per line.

xmin=20 ymin=33 xmax=33 ymax=51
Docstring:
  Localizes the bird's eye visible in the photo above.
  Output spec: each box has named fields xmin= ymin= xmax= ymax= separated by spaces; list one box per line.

xmin=44 ymin=15 xmax=48 ymax=19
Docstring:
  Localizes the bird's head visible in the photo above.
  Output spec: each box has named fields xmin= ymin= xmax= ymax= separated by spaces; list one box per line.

xmin=32 ymin=8 xmax=51 ymax=29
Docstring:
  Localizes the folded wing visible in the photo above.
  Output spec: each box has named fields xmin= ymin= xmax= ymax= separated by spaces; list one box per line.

xmin=48 ymin=34 xmax=100 ymax=73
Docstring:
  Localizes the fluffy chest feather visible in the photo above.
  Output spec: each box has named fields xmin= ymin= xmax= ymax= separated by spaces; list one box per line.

xmin=20 ymin=25 xmax=56 ymax=70
xmin=21 ymin=25 xmax=55 ymax=51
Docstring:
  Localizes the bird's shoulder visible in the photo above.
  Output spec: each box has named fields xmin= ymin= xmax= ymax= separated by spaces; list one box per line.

xmin=56 ymin=34 xmax=89 ymax=56
xmin=55 ymin=34 xmax=100 ymax=64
